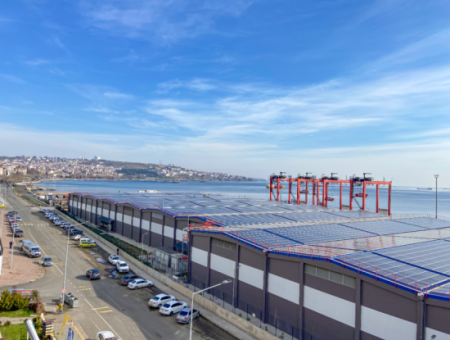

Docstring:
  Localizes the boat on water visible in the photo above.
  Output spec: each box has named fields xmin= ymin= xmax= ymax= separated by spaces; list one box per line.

xmin=417 ymin=188 xmax=432 ymax=190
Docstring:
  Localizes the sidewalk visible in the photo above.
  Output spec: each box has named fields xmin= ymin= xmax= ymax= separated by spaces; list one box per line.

xmin=0 ymin=210 xmax=44 ymax=286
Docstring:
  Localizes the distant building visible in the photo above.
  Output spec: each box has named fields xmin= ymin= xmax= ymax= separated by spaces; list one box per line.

xmin=93 ymin=156 xmax=101 ymax=161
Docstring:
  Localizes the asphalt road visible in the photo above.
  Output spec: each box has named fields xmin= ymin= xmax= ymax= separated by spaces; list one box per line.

xmin=1 ymin=185 xmax=237 ymax=340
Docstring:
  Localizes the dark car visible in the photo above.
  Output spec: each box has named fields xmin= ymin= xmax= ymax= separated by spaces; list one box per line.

xmin=119 ymin=274 xmax=142 ymax=286
xmin=86 ymin=269 xmax=101 ymax=280
xmin=69 ymin=229 xmax=83 ymax=236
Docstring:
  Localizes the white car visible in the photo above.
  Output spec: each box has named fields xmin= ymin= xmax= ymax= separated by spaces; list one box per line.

xmin=116 ymin=261 xmax=129 ymax=273
xmin=127 ymin=279 xmax=153 ymax=290
xmin=72 ymin=234 xmax=83 ymax=240
xmin=159 ymin=301 xmax=188 ymax=316
xmin=96 ymin=331 xmax=117 ymax=340
xmin=148 ymin=294 xmax=176 ymax=308
xmin=108 ymin=255 xmax=121 ymax=265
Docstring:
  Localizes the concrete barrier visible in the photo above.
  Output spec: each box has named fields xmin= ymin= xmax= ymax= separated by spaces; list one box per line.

xmin=73 ymin=224 xmax=280 ymax=340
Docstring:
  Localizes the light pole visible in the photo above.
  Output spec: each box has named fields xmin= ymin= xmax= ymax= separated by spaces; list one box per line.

xmin=232 ymin=264 xmax=241 ymax=312
xmin=435 ymin=174 xmax=439 ymax=219
xmin=189 ymin=280 xmax=232 ymax=340
xmin=62 ymin=225 xmax=70 ymax=303
xmin=141 ymin=232 xmax=149 ymax=259
xmin=10 ymin=228 xmax=15 ymax=268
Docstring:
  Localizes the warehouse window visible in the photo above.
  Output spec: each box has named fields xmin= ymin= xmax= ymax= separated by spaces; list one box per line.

xmin=305 ymin=264 xmax=356 ymax=288
xmin=212 ymin=238 xmax=237 ymax=251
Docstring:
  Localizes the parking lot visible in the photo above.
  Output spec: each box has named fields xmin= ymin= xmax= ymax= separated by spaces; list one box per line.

xmin=2 ymin=186 xmax=238 ymax=340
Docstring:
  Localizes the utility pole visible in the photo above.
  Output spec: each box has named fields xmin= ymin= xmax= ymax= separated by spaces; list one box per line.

xmin=435 ymin=174 xmax=439 ymax=219
xmin=10 ymin=228 xmax=15 ymax=268
xmin=62 ymin=227 xmax=70 ymax=303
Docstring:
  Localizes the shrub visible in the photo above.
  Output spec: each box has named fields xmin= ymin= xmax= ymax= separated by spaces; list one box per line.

xmin=13 ymin=293 xmax=30 ymax=310
xmin=0 ymin=290 xmax=14 ymax=311
xmin=4 ymin=321 xmax=11 ymax=326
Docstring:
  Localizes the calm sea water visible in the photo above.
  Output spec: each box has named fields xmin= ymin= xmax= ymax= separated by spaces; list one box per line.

xmin=36 ymin=180 xmax=450 ymax=217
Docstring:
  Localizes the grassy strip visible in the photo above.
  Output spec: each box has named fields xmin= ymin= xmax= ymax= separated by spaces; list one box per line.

xmin=0 ymin=308 xmax=35 ymax=318
xmin=0 ymin=323 xmax=28 ymax=340
xmin=22 ymin=195 xmax=42 ymax=206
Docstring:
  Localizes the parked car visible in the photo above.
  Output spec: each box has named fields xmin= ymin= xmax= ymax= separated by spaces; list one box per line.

xmin=108 ymin=255 xmax=120 ymax=265
xmin=148 ymin=294 xmax=176 ymax=308
xmin=176 ymin=308 xmax=200 ymax=324
xmin=16 ymin=216 xmax=22 ymax=221
xmin=127 ymin=279 xmax=153 ymax=290
xmin=119 ymin=274 xmax=142 ymax=286
xmin=13 ymin=229 xmax=24 ymax=238
xmin=78 ymin=237 xmax=93 ymax=244
xmin=39 ymin=256 xmax=53 ymax=266
xmin=72 ymin=234 xmax=83 ymax=241
xmin=69 ymin=229 xmax=83 ymax=236
xmin=96 ymin=331 xmax=117 ymax=340
xmin=86 ymin=269 xmax=101 ymax=280
xmin=116 ymin=261 xmax=129 ymax=273
xmin=79 ymin=240 xmax=96 ymax=248
xmin=159 ymin=301 xmax=188 ymax=316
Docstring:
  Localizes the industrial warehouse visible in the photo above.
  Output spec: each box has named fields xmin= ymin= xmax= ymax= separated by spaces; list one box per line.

xmin=68 ymin=177 xmax=450 ymax=340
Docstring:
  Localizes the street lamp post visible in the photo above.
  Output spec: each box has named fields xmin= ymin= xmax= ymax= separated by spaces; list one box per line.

xmin=10 ymin=228 xmax=15 ymax=268
xmin=189 ymin=280 xmax=232 ymax=340
xmin=62 ymin=226 xmax=70 ymax=303
xmin=232 ymin=264 xmax=241 ymax=312
xmin=435 ymin=174 xmax=439 ymax=219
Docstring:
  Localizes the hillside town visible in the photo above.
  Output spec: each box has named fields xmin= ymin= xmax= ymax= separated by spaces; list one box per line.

xmin=0 ymin=156 xmax=258 ymax=182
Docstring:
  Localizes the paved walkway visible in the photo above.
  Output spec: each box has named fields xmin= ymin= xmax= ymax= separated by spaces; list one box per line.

xmin=0 ymin=203 xmax=44 ymax=286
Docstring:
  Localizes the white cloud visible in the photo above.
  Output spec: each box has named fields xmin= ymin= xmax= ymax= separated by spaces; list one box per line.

xmin=0 ymin=121 xmax=449 ymax=187
xmin=103 ymin=91 xmax=134 ymax=100
xmin=0 ymin=74 xmax=26 ymax=84
xmin=157 ymin=78 xmax=215 ymax=93
xmin=49 ymin=68 xmax=65 ymax=76
xmin=79 ymin=0 xmax=253 ymax=42
xmin=24 ymin=59 xmax=53 ymax=66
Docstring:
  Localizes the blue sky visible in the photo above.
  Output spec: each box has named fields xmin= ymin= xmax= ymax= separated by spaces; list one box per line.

xmin=1 ymin=0 xmax=450 ymax=185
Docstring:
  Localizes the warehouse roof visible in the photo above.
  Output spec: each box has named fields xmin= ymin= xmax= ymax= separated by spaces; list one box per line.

xmin=70 ymin=191 xmax=450 ymax=299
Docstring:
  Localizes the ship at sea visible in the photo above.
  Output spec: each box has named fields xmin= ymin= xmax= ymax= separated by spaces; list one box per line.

xmin=417 ymin=188 xmax=432 ymax=190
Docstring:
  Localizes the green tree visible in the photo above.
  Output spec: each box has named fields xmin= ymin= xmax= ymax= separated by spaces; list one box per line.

xmin=0 ymin=290 xmax=14 ymax=311
xmin=12 ymin=293 xmax=30 ymax=310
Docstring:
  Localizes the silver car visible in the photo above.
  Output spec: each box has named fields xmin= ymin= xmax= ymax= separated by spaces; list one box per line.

xmin=108 ymin=255 xmax=120 ymax=265
xmin=176 ymin=308 xmax=200 ymax=324
xmin=39 ymin=256 xmax=53 ymax=267
xmin=159 ymin=301 xmax=187 ymax=316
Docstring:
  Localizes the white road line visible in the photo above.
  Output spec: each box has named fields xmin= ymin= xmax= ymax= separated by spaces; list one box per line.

xmin=84 ymin=298 xmax=124 ymax=340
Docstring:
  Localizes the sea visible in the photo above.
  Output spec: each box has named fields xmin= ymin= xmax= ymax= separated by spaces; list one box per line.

xmin=35 ymin=180 xmax=450 ymax=217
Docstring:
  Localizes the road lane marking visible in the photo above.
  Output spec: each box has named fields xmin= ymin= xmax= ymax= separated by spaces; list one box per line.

xmin=99 ymin=310 xmax=113 ymax=313
xmin=79 ymin=286 xmax=86 ymax=288
xmin=72 ymin=324 xmax=86 ymax=340
xmin=81 ymin=288 xmax=91 ymax=291
xmin=84 ymin=298 xmax=123 ymax=340
xmin=92 ymin=306 xmax=110 ymax=310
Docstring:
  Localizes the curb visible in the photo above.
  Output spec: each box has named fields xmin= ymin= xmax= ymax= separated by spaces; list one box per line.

xmin=0 ymin=267 xmax=46 ymax=289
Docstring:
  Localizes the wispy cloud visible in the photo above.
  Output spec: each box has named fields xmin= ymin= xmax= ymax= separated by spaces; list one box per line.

xmin=79 ymin=0 xmax=253 ymax=42
xmin=103 ymin=91 xmax=134 ymax=100
xmin=24 ymin=58 xmax=54 ymax=66
xmin=112 ymin=50 xmax=146 ymax=63
xmin=49 ymin=68 xmax=65 ymax=76
xmin=51 ymin=35 xmax=72 ymax=57
xmin=157 ymin=78 xmax=216 ymax=93
xmin=0 ymin=74 xmax=26 ymax=84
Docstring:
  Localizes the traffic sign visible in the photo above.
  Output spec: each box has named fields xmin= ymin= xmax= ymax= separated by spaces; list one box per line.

xmin=61 ymin=288 xmax=66 ymax=294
